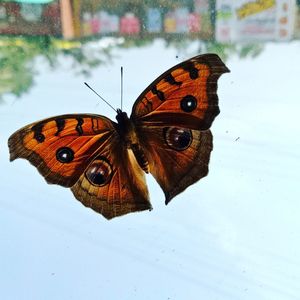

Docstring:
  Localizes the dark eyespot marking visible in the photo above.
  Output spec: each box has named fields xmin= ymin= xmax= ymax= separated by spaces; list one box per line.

xmin=183 ymin=62 xmax=199 ymax=80
xmin=56 ymin=147 xmax=74 ymax=163
xmin=55 ymin=118 xmax=65 ymax=136
xmin=35 ymin=133 xmax=45 ymax=143
xmin=165 ymin=73 xmax=182 ymax=86
xmin=151 ymin=86 xmax=165 ymax=101
xmin=164 ymin=127 xmax=192 ymax=151
xmin=32 ymin=123 xmax=45 ymax=143
xmin=181 ymin=95 xmax=197 ymax=112
xmin=85 ymin=157 xmax=112 ymax=186
xmin=76 ymin=117 xmax=84 ymax=135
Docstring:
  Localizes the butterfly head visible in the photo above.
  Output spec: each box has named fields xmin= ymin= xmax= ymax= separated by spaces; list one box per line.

xmin=115 ymin=109 xmax=132 ymax=135
xmin=115 ymin=109 xmax=139 ymax=147
xmin=115 ymin=109 xmax=128 ymax=123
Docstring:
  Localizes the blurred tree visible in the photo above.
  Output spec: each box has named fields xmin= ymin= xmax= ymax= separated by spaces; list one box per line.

xmin=0 ymin=36 xmax=113 ymax=101
xmin=0 ymin=37 xmax=39 ymax=102
xmin=0 ymin=33 xmax=266 ymax=102
xmin=0 ymin=51 xmax=34 ymax=103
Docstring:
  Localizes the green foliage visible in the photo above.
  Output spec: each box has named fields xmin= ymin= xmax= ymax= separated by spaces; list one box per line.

xmin=0 ymin=33 xmax=266 ymax=101
xmin=0 ymin=35 xmax=113 ymax=100
xmin=0 ymin=37 xmax=37 ymax=100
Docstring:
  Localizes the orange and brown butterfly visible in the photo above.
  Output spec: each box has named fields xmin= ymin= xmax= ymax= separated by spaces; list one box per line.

xmin=8 ymin=54 xmax=230 ymax=220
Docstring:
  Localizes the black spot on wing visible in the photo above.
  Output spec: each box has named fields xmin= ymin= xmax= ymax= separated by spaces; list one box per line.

xmin=165 ymin=73 xmax=182 ymax=86
xmin=32 ymin=122 xmax=45 ymax=143
xmin=183 ymin=62 xmax=199 ymax=80
xmin=180 ymin=95 xmax=197 ymax=112
xmin=151 ymin=86 xmax=165 ymax=101
xmin=56 ymin=147 xmax=74 ymax=163
xmin=55 ymin=118 xmax=65 ymax=136
xmin=76 ymin=117 xmax=84 ymax=135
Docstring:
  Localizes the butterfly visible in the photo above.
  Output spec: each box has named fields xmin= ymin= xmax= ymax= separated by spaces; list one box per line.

xmin=8 ymin=54 xmax=229 ymax=220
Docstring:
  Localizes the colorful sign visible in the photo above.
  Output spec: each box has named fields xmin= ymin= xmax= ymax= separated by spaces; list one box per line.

xmin=120 ymin=13 xmax=140 ymax=35
xmin=0 ymin=1 xmax=214 ymax=39
xmin=216 ymin=0 xmax=296 ymax=42
xmin=146 ymin=8 xmax=162 ymax=33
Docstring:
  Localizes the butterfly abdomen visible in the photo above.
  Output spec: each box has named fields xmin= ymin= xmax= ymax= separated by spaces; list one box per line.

xmin=131 ymin=143 xmax=149 ymax=173
xmin=115 ymin=110 xmax=149 ymax=173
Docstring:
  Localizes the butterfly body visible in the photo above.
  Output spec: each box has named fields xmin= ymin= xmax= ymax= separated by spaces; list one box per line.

xmin=115 ymin=109 xmax=137 ymax=145
xmin=8 ymin=54 xmax=229 ymax=219
xmin=115 ymin=109 xmax=149 ymax=173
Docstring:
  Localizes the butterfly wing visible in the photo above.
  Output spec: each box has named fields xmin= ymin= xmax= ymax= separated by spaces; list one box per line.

xmin=131 ymin=54 xmax=230 ymax=130
xmin=130 ymin=54 xmax=229 ymax=204
xmin=71 ymin=144 xmax=151 ymax=220
xmin=8 ymin=114 xmax=151 ymax=219
xmin=137 ymin=126 xmax=212 ymax=204
xmin=8 ymin=114 xmax=115 ymax=187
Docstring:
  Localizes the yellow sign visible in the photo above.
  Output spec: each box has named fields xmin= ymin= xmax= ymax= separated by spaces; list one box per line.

xmin=236 ymin=0 xmax=276 ymax=19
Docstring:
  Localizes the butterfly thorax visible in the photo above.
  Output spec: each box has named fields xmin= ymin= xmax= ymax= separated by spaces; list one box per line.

xmin=116 ymin=110 xmax=149 ymax=173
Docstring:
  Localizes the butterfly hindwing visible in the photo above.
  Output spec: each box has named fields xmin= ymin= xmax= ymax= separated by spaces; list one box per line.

xmin=71 ymin=141 xmax=151 ymax=220
xmin=137 ymin=125 xmax=213 ymax=204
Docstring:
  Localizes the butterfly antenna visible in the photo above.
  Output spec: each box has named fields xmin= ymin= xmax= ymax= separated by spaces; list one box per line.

xmin=84 ymin=82 xmax=117 ymax=113
xmin=120 ymin=66 xmax=123 ymax=111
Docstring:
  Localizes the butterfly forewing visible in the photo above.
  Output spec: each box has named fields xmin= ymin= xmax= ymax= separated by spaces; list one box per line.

xmin=8 ymin=114 xmax=116 ymax=187
xmin=131 ymin=54 xmax=230 ymax=130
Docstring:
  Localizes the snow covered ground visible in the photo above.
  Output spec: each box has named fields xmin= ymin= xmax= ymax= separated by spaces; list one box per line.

xmin=1 ymin=40 xmax=299 ymax=300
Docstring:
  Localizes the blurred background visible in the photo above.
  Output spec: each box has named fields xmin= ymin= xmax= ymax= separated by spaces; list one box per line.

xmin=1 ymin=1 xmax=300 ymax=300
xmin=1 ymin=0 xmax=300 ymax=100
